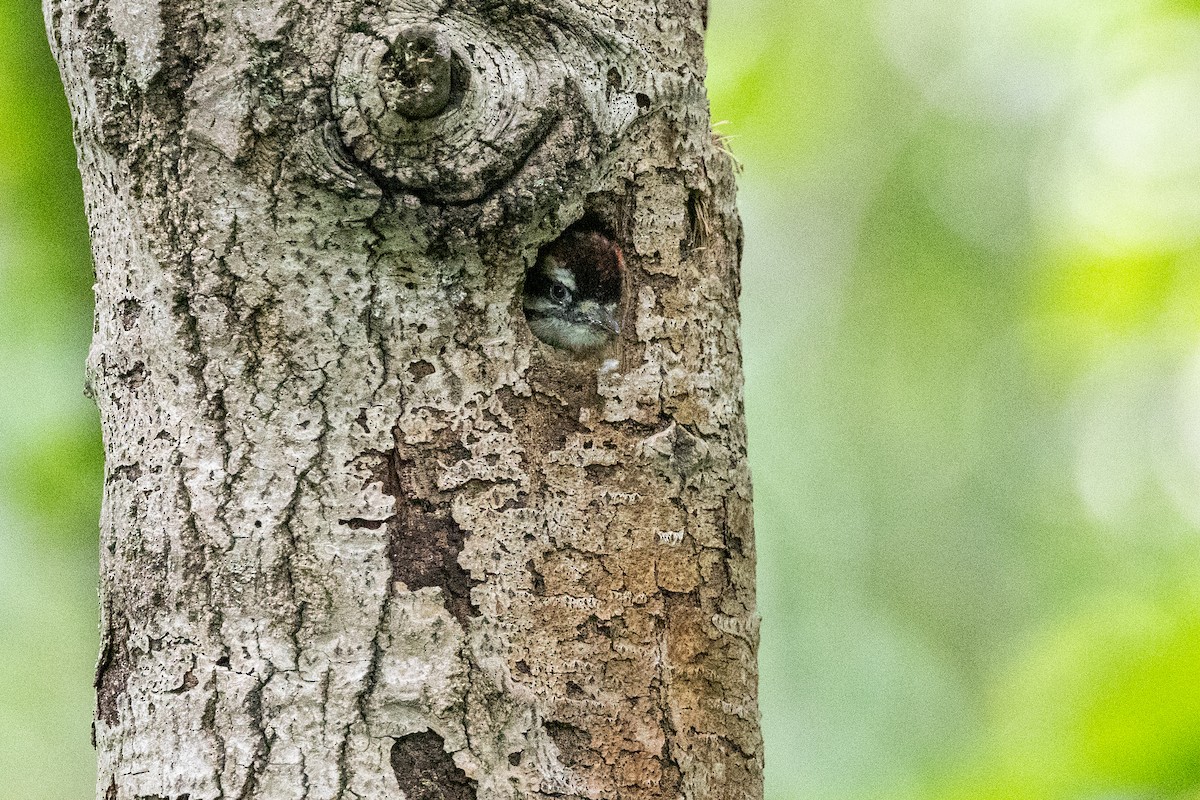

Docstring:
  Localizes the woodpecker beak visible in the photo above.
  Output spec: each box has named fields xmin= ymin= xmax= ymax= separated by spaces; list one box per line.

xmin=586 ymin=307 xmax=621 ymax=336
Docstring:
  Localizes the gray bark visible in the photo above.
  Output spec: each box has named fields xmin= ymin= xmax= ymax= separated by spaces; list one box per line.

xmin=47 ymin=0 xmax=761 ymax=797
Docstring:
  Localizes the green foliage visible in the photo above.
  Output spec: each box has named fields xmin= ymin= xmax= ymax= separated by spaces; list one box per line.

xmin=0 ymin=0 xmax=101 ymax=796
xmin=706 ymin=0 xmax=1200 ymax=798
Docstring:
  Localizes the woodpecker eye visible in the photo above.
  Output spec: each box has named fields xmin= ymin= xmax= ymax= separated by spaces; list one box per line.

xmin=550 ymin=283 xmax=570 ymax=303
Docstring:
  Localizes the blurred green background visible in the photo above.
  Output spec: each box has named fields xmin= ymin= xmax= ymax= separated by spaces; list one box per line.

xmin=4 ymin=0 xmax=1200 ymax=797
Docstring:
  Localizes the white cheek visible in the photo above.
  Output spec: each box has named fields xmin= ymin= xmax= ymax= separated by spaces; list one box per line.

xmin=528 ymin=317 xmax=607 ymax=352
xmin=561 ymin=327 xmax=607 ymax=350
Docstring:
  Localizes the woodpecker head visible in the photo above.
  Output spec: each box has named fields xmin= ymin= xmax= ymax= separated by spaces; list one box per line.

xmin=523 ymin=228 xmax=624 ymax=354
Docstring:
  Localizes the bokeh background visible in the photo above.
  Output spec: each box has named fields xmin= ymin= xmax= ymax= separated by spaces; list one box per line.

xmin=4 ymin=0 xmax=1200 ymax=797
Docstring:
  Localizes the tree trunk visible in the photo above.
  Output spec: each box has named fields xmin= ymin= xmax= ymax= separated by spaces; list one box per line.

xmin=47 ymin=0 xmax=760 ymax=797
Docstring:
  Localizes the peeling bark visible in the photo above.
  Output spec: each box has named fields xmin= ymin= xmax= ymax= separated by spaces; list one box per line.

xmin=47 ymin=0 xmax=761 ymax=797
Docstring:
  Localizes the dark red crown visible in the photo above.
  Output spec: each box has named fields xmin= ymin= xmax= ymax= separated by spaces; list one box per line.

xmin=544 ymin=228 xmax=624 ymax=304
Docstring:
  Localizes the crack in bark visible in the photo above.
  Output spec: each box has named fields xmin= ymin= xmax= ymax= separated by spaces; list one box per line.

xmin=234 ymin=670 xmax=275 ymax=800
xmin=95 ymin=597 xmax=131 ymax=729
xmin=202 ymin=676 xmax=227 ymax=798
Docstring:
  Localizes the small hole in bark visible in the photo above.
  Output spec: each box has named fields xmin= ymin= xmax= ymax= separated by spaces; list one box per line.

xmin=508 ymin=751 xmax=523 ymax=766
xmin=119 ymin=298 xmax=141 ymax=330
xmin=584 ymin=463 xmax=617 ymax=480
xmin=636 ymin=92 xmax=651 ymax=109
xmin=606 ymin=67 xmax=622 ymax=98
xmin=522 ymin=221 xmax=624 ymax=356
xmin=216 ymin=655 xmax=230 ymax=668
xmin=409 ymin=359 xmax=436 ymax=380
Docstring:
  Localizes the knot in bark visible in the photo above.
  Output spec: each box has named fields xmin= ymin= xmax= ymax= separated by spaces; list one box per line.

xmin=380 ymin=26 xmax=453 ymax=120
xmin=333 ymin=15 xmax=564 ymax=203
xmin=330 ymin=8 xmax=647 ymax=208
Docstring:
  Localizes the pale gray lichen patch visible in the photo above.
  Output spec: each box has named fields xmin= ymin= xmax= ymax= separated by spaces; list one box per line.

xmin=106 ymin=0 xmax=163 ymax=89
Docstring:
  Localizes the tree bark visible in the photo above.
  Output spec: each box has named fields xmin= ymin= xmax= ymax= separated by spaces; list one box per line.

xmin=47 ymin=0 xmax=760 ymax=797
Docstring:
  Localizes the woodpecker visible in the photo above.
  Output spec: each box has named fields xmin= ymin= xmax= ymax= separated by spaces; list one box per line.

xmin=523 ymin=228 xmax=624 ymax=354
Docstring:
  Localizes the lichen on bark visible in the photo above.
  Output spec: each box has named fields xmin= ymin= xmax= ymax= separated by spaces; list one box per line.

xmin=48 ymin=0 xmax=762 ymax=797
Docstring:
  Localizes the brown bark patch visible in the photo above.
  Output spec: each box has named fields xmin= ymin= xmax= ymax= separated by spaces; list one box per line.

xmin=545 ymin=721 xmax=595 ymax=768
xmin=387 ymin=505 xmax=476 ymax=625
xmin=408 ymin=359 xmax=437 ymax=380
xmin=357 ymin=426 xmax=480 ymax=625
xmin=95 ymin=613 xmax=131 ymax=727
xmin=390 ymin=730 xmax=476 ymax=800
